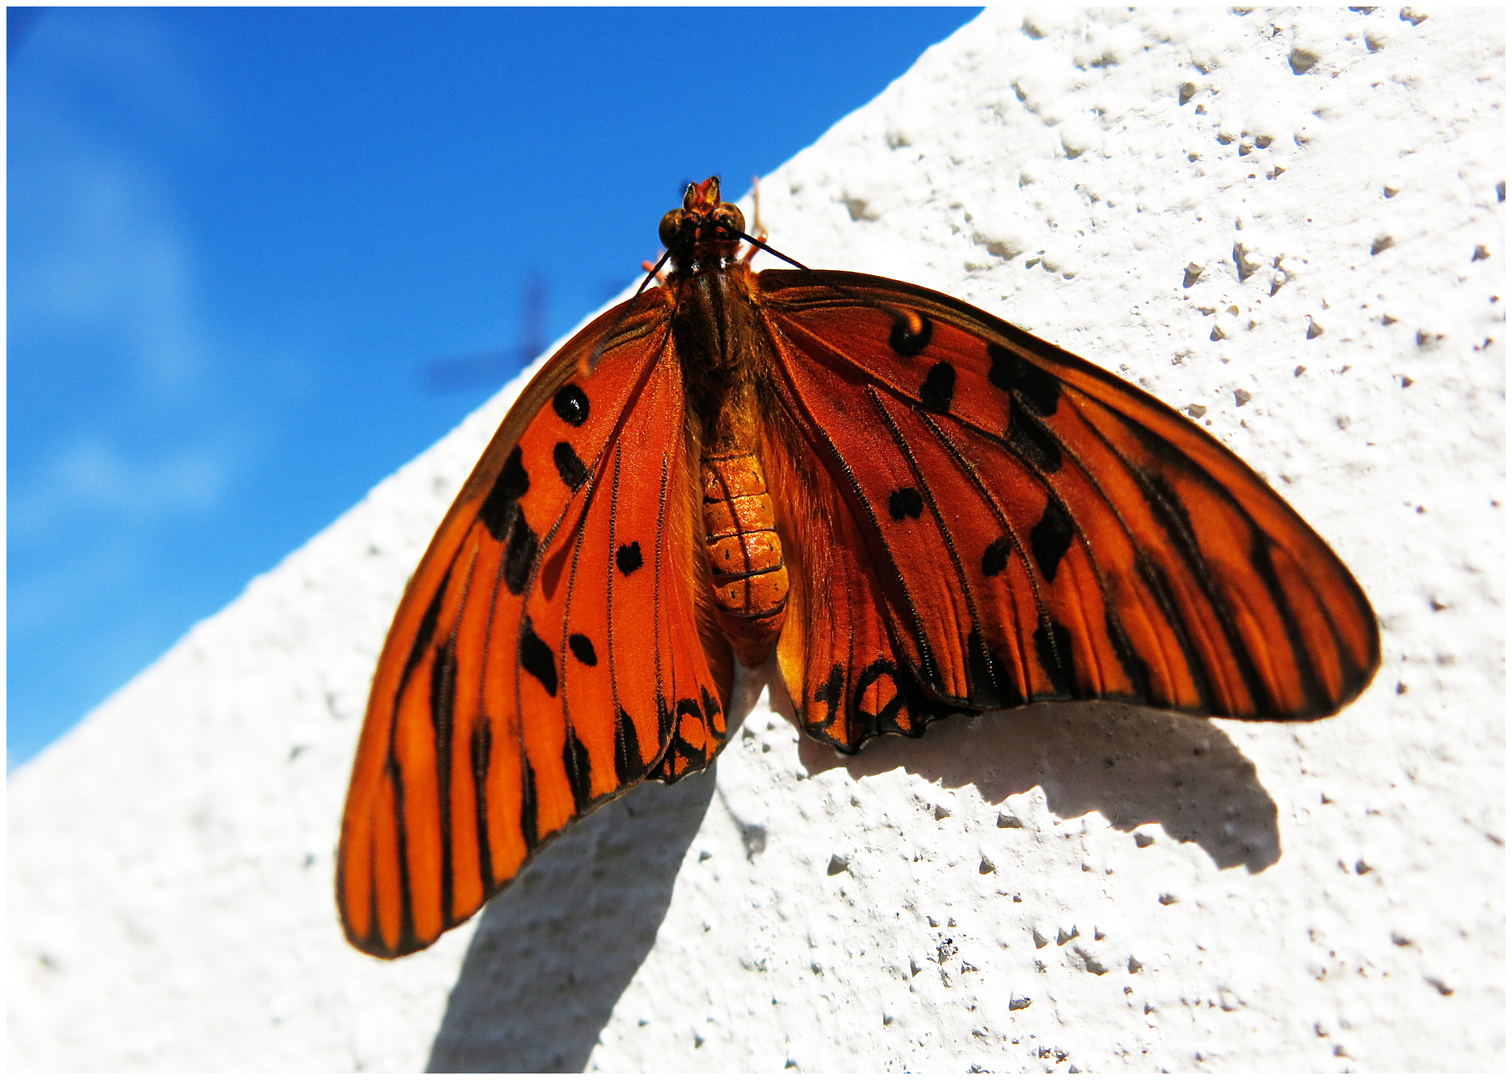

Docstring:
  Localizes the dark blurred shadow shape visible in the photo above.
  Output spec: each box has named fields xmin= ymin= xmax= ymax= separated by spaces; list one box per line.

xmin=426 ymin=766 xmax=717 ymax=1072
xmin=427 ymin=689 xmax=1281 ymax=1070
xmin=786 ymin=696 xmax=1282 ymax=873
xmin=423 ymin=274 xmax=548 ymax=394
xmin=427 ymin=674 xmax=769 ymax=1071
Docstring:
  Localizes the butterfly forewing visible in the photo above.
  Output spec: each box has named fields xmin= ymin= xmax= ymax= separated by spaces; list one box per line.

xmin=756 ymin=269 xmax=1378 ymax=728
xmin=337 ymin=293 xmax=731 ymax=958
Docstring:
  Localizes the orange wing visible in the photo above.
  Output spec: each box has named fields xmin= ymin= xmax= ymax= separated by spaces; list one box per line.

xmin=338 ymin=294 xmax=734 ymax=958
xmin=760 ymin=402 xmax=952 ymax=748
xmin=756 ymin=269 xmax=1378 ymax=751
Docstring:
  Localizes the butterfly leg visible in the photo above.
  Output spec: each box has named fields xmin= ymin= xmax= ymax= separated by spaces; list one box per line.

xmin=740 ymin=175 xmax=770 ymax=267
xmin=640 ymin=259 xmax=670 ymax=287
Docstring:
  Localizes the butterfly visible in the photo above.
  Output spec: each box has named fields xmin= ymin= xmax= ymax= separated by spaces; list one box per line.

xmin=337 ymin=177 xmax=1379 ymax=958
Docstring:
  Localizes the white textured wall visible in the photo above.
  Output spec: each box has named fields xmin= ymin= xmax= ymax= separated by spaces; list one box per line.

xmin=9 ymin=8 xmax=1504 ymax=1072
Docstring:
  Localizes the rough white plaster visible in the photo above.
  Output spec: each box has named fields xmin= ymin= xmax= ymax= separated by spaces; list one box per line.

xmin=8 ymin=7 xmax=1504 ymax=1072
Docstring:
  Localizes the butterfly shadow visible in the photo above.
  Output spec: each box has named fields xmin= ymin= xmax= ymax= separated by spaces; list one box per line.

xmin=781 ymin=689 xmax=1285 ymax=874
xmin=426 ymin=765 xmax=718 ymax=1072
xmin=424 ymin=664 xmax=779 ymax=1072
xmin=425 ymin=688 xmax=1282 ymax=1070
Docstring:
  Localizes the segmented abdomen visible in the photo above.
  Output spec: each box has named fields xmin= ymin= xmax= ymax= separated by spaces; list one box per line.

xmin=702 ymin=451 xmax=788 ymax=666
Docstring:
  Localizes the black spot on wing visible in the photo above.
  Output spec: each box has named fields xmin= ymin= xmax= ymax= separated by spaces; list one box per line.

xmin=919 ymin=362 xmax=957 ymax=414
xmin=553 ymin=383 xmax=590 ymax=426
xmin=988 ymin=342 xmax=1060 ymax=416
xmin=888 ymin=487 xmax=924 ymax=520
xmin=1138 ymin=469 xmax=1266 ymax=710
xmin=503 ymin=515 xmax=538 ymax=596
xmin=1034 ymin=619 xmax=1073 ymax=696
xmin=430 ymin=643 xmax=458 ymax=744
xmin=553 ymin=441 xmax=590 ymax=491
xmin=519 ymin=760 xmax=539 ymax=850
xmin=480 ymin=447 xmax=530 ymax=541
xmin=519 ymin=618 xmax=558 ymax=697
xmin=613 ymin=707 xmax=642 ymax=785
xmin=676 ymin=696 xmax=704 ymax=732
xmin=1247 ymin=527 xmax=1329 ymax=712
xmin=382 ymin=747 xmax=422 ymax=956
xmin=402 ymin=567 xmax=452 ymax=686
xmin=702 ymin=685 xmax=727 ymax=737
xmin=1030 ymin=498 xmax=1075 ymax=583
xmin=804 ymin=659 xmax=951 ymax=752
xmin=853 ymin=658 xmax=906 ymax=736
xmin=657 ymin=698 xmax=709 ymax=779
xmin=982 ymin=536 xmax=1012 ymax=578
xmin=1135 ymin=555 xmax=1213 ymax=711
xmin=889 ymin=312 xmax=933 ymax=356
xmin=1007 ymin=411 xmax=1062 ymax=474
xmin=562 ymin=729 xmax=592 ymax=813
xmin=656 ymin=694 xmax=672 ymax=746
xmin=1104 ymin=609 xmax=1152 ymax=703
xmin=616 ymin=541 xmax=643 ymax=576
xmin=470 ymin=720 xmax=494 ymax=887
xmin=429 ymin=641 xmax=458 ymax=921
xmin=851 ymin=659 xmax=953 ymax=742
xmin=966 ymin=627 xmax=1021 ymax=710
xmin=812 ymin=664 xmax=844 ymax=731
xmin=568 ymin=633 xmax=598 ymax=666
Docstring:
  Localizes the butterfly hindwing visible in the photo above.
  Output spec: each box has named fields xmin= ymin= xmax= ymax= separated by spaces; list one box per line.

xmin=337 ymin=294 xmax=733 ymax=958
xmin=757 ymin=268 xmax=1378 ymax=738
xmin=760 ymin=409 xmax=947 ymax=750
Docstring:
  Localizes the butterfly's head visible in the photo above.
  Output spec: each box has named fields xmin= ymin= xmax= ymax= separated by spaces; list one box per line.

xmin=659 ymin=176 xmax=746 ymax=274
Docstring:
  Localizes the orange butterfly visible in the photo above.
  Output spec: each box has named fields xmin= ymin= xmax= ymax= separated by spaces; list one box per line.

xmin=337 ymin=177 xmax=1378 ymax=958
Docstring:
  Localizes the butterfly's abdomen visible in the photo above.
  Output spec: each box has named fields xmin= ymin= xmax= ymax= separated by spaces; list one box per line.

xmin=702 ymin=451 xmax=788 ymax=667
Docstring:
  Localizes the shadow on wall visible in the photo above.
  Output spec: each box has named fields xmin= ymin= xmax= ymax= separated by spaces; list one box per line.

xmin=427 ymin=671 xmax=767 ymax=1071
xmin=426 ymin=767 xmax=718 ymax=1072
xmin=790 ymin=694 xmax=1282 ymax=874
xmin=427 ymin=691 xmax=1282 ymax=1069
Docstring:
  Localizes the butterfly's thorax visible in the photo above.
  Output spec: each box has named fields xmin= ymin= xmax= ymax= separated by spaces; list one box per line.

xmin=667 ymin=261 xmax=790 ymax=667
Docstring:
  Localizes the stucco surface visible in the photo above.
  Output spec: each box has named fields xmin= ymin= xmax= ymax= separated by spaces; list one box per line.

xmin=9 ymin=7 xmax=1505 ymax=1072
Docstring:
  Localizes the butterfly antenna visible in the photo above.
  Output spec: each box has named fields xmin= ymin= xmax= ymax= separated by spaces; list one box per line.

xmin=738 ymin=232 xmax=811 ymax=272
xmin=582 ymin=249 xmax=673 ymax=374
xmin=740 ymin=230 xmax=934 ymax=339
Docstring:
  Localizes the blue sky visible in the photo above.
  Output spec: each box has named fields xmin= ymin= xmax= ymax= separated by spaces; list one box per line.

xmin=6 ymin=6 xmax=980 ymax=766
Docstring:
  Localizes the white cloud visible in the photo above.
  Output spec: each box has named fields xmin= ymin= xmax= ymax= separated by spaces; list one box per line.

xmin=11 ymin=436 xmax=230 ymax=540
xmin=9 ymin=10 xmax=209 ymax=397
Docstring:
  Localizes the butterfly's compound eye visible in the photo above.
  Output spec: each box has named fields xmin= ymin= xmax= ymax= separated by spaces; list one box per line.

xmin=714 ymin=203 xmax=746 ymax=238
xmin=660 ymin=209 xmax=686 ymax=249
